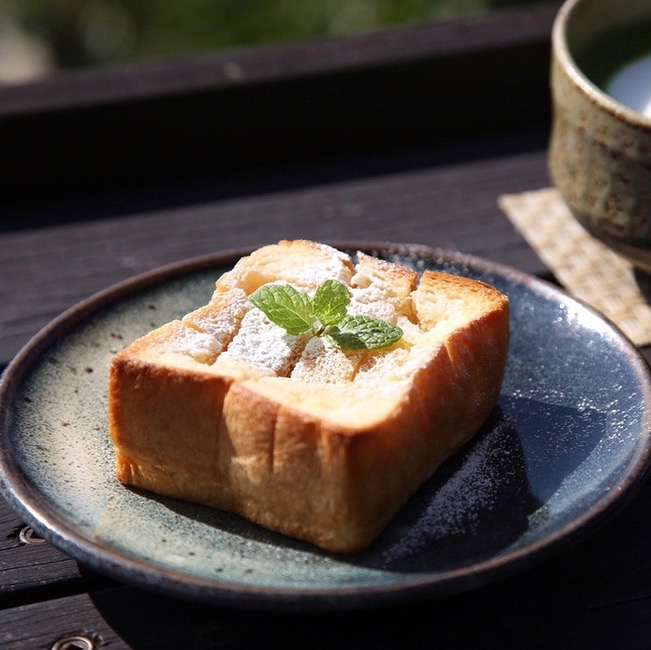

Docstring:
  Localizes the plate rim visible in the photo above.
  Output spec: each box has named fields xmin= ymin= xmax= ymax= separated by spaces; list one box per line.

xmin=1 ymin=241 xmax=650 ymax=611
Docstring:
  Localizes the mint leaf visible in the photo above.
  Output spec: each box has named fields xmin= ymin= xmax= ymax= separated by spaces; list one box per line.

xmin=312 ymin=279 xmax=350 ymax=326
xmin=249 ymin=284 xmax=316 ymax=335
xmin=248 ymin=280 xmax=404 ymax=350
xmin=327 ymin=315 xmax=403 ymax=350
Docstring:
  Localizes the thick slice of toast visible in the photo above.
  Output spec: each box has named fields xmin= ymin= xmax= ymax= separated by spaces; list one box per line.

xmin=108 ymin=240 xmax=509 ymax=553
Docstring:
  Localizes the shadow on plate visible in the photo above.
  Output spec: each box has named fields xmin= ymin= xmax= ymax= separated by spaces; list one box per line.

xmin=357 ymin=394 xmax=606 ymax=571
xmin=147 ymin=394 xmax=606 ymax=572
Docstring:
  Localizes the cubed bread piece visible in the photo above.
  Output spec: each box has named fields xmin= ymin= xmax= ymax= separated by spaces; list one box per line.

xmin=349 ymin=251 xmax=418 ymax=322
xmin=215 ymin=240 xmax=354 ymax=294
xmin=219 ymin=306 xmax=310 ymax=377
xmin=108 ymin=241 xmax=509 ymax=553
xmin=182 ymin=288 xmax=248 ymax=351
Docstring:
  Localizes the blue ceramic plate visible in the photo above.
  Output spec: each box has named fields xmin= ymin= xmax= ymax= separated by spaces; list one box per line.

xmin=1 ymin=243 xmax=650 ymax=610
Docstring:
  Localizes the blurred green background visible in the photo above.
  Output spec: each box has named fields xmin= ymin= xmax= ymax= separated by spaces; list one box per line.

xmin=0 ymin=0 xmax=539 ymax=83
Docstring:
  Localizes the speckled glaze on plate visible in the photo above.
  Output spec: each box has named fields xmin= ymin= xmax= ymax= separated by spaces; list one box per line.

xmin=1 ymin=243 xmax=650 ymax=610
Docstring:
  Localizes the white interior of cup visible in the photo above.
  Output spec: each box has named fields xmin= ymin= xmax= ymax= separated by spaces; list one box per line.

xmin=553 ymin=0 xmax=651 ymax=126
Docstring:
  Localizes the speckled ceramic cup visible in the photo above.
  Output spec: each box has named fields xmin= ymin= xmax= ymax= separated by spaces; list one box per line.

xmin=549 ymin=0 xmax=651 ymax=272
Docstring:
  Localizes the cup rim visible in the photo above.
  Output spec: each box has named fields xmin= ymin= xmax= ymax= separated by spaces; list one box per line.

xmin=552 ymin=0 xmax=651 ymax=128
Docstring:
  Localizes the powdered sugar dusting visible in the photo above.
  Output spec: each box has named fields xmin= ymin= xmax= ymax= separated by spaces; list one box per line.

xmin=221 ymin=307 xmax=308 ymax=376
xmin=291 ymin=337 xmax=361 ymax=383
xmin=354 ymin=347 xmax=410 ymax=384
xmin=164 ymin=323 xmax=221 ymax=364
xmin=289 ymin=260 xmax=351 ymax=291
xmin=347 ymin=293 xmax=398 ymax=323
xmin=374 ymin=414 xmax=523 ymax=567
xmin=350 ymin=251 xmax=416 ymax=319
xmin=183 ymin=288 xmax=248 ymax=351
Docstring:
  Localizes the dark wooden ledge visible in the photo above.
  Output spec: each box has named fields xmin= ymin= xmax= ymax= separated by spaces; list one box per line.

xmin=1 ymin=3 xmax=560 ymax=196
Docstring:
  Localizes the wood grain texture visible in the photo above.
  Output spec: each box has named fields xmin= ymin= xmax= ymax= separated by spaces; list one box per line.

xmin=0 ymin=501 xmax=115 ymax=609
xmin=0 ymin=141 xmax=550 ymax=366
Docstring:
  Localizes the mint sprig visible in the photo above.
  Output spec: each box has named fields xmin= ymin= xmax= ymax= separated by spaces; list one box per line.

xmin=249 ymin=280 xmax=402 ymax=350
xmin=248 ymin=284 xmax=315 ymax=335
xmin=312 ymin=279 xmax=349 ymax=326
xmin=326 ymin=314 xmax=403 ymax=350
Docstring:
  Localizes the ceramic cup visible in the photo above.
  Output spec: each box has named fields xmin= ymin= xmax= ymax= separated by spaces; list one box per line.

xmin=549 ymin=0 xmax=651 ymax=272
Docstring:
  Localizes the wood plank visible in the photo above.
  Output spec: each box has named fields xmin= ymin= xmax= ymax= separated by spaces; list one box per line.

xmin=0 ymin=4 xmax=559 ymax=194
xmin=1 ymin=486 xmax=650 ymax=648
xmin=0 ymin=500 xmax=114 ymax=609
xmin=0 ymin=142 xmax=550 ymax=366
xmin=0 ymin=3 xmax=560 ymax=116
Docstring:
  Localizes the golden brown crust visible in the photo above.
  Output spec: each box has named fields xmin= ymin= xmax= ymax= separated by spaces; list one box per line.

xmin=108 ymin=242 xmax=509 ymax=553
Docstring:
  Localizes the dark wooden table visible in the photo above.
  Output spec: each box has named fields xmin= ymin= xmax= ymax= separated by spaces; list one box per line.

xmin=1 ymin=3 xmax=650 ymax=647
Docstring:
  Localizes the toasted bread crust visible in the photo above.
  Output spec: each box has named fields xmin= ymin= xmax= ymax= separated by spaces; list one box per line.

xmin=108 ymin=242 xmax=509 ymax=553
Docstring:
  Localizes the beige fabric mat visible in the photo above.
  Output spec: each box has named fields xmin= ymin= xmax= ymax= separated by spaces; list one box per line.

xmin=499 ymin=187 xmax=651 ymax=347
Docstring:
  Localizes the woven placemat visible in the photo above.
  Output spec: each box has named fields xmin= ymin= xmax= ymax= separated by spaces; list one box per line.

xmin=499 ymin=187 xmax=651 ymax=347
